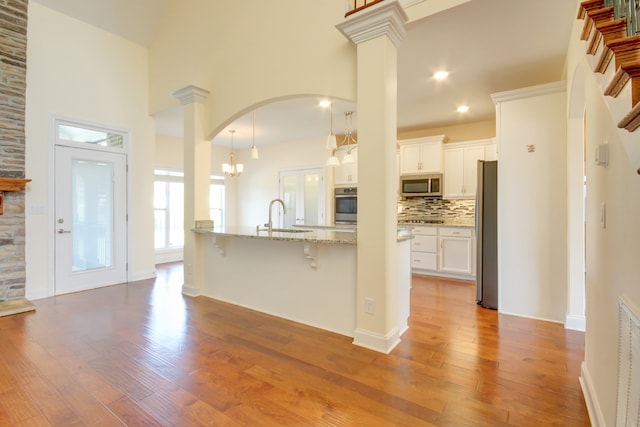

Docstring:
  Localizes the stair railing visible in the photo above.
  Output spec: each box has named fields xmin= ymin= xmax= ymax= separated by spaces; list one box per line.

xmin=605 ymin=0 xmax=640 ymax=35
xmin=345 ymin=0 xmax=384 ymax=17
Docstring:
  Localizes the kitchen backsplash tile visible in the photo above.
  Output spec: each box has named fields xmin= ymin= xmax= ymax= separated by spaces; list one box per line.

xmin=397 ymin=198 xmax=475 ymax=221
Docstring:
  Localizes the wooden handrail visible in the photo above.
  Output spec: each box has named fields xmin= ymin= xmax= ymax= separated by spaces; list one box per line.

xmin=345 ymin=0 xmax=384 ymax=18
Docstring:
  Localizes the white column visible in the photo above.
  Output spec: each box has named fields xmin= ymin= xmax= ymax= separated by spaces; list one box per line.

xmin=172 ymin=85 xmax=211 ymax=296
xmin=337 ymin=1 xmax=408 ymax=353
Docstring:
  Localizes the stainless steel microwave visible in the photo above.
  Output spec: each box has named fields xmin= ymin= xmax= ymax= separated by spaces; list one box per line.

xmin=400 ymin=173 xmax=443 ymax=198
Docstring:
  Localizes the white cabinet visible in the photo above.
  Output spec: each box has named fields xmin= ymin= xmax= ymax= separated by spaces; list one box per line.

xmin=438 ymin=227 xmax=474 ymax=276
xmin=484 ymin=143 xmax=498 ymax=161
xmin=398 ymin=135 xmax=447 ymax=175
xmin=443 ymin=139 xmax=495 ymax=199
xmin=334 ymin=148 xmax=357 ymax=185
xmin=410 ymin=226 xmax=438 ymax=271
xmin=410 ymin=225 xmax=475 ymax=279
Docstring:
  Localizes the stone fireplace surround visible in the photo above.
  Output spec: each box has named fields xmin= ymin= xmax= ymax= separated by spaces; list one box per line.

xmin=0 ymin=0 xmax=34 ymax=315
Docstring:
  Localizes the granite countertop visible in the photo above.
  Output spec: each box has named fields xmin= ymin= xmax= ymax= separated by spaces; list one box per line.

xmin=193 ymin=225 xmax=413 ymax=244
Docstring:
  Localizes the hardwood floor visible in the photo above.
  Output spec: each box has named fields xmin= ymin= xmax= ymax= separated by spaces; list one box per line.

xmin=0 ymin=263 xmax=589 ymax=426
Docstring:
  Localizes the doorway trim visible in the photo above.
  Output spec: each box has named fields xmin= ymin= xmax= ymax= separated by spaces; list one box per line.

xmin=566 ymin=66 xmax=587 ymax=331
xmin=48 ymin=115 xmax=131 ymax=297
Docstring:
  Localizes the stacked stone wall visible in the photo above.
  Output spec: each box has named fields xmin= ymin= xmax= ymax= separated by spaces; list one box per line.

xmin=0 ymin=0 xmax=28 ymax=301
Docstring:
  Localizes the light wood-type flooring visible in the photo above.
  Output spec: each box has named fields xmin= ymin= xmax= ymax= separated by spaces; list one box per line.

xmin=0 ymin=263 xmax=590 ymax=426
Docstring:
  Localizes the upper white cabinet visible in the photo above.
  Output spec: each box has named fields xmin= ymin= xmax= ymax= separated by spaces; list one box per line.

xmin=398 ymin=135 xmax=447 ymax=175
xmin=443 ymin=139 xmax=496 ymax=199
xmin=334 ymin=147 xmax=358 ymax=186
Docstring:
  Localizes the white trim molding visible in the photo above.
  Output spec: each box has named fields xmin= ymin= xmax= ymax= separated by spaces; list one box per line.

xmin=171 ymin=85 xmax=210 ymax=105
xmin=565 ymin=314 xmax=586 ymax=331
xmin=181 ymin=283 xmax=201 ymax=297
xmin=579 ymin=362 xmax=604 ymax=427
xmin=353 ymin=327 xmax=401 ymax=354
xmin=491 ymin=81 xmax=567 ymax=105
xmin=336 ymin=0 xmax=409 ymax=48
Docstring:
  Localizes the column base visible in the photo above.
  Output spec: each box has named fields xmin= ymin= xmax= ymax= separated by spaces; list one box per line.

xmin=352 ymin=327 xmax=401 ymax=354
xmin=181 ymin=283 xmax=201 ymax=297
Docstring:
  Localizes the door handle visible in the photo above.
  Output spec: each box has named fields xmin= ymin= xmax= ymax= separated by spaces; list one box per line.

xmin=57 ymin=228 xmax=72 ymax=234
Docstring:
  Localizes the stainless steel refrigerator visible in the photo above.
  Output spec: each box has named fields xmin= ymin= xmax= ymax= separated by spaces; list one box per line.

xmin=476 ymin=160 xmax=498 ymax=309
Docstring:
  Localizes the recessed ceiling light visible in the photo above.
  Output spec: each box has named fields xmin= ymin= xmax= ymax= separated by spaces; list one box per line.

xmin=319 ymin=100 xmax=331 ymax=108
xmin=433 ymin=71 xmax=449 ymax=80
xmin=457 ymin=105 xmax=470 ymax=113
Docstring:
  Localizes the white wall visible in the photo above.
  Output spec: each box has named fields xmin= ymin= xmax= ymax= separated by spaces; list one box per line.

xmin=495 ymin=82 xmax=568 ymax=323
xmin=148 ymin=0 xmax=357 ymax=138
xmin=227 ymin=136 xmax=331 ymax=228
xmin=25 ymin=3 xmax=156 ymax=297
xmin=566 ymin=23 xmax=640 ymax=424
xmin=155 ymin=133 xmax=184 ymax=171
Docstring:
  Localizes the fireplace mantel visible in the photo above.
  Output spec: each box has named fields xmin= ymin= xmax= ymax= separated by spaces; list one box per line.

xmin=0 ymin=177 xmax=31 ymax=191
xmin=0 ymin=177 xmax=31 ymax=215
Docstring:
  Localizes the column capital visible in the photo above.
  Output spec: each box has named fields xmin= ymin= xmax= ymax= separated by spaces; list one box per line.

xmin=336 ymin=0 xmax=408 ymax=48
xmin=171 ymin=85 xmax=210 ymax=105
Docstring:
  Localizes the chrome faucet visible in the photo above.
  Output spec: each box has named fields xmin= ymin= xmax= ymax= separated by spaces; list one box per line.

xmin=257 ymin=198 xmax=286 ymax=233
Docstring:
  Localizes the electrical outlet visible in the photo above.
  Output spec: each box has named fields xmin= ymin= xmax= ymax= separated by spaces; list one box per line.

xmin=365 ymin=298 xmax=374 ymax=315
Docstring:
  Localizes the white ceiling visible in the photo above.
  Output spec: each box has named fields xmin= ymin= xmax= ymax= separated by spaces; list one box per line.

xmin=32 ymin=0 xmax=578 ymax=149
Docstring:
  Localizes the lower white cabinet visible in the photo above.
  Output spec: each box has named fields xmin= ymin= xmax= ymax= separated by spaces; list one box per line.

xmin=439 ymin=227 xmax=473 ymax=275
xmin=410 ymin=225 xmax=475 ymax=279
xmin=411 ymin=226 xmax=438 ymax=271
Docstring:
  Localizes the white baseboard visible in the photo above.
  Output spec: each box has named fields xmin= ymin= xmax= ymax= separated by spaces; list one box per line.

xmin=498 ymin=309 xmax=564 ymax=325
xmin=580 ymin=361 xmax=604 ymax=427
xmin=565 ymin=314 xmax=586 ymax=331
xmin=412 ymin=270 xmax=475 ymax=281
xmin=353 ymin=327 xmax=401 ymax=354
xmin=25 ymin=288 xmax=50 ymax=301
xmin=181 ymin=283 xmax=201 ymax=297
xmin=128 ymin=271 xmax=156 ymax=283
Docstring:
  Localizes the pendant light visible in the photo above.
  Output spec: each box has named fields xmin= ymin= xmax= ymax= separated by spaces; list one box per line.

xmin=341 ymin=111 xmax=357 ymax=164
xmin=250 ymin=110 xmax=259 ymax=160
xmin=326 ymin=149 xmax=340 ymax=167
xmin=222 ymin=129 xmax=243 ymax=177
xmin=326 ymin=102 xmax=337 ymax=150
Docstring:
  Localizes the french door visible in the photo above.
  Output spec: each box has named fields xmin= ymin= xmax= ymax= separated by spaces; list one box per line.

xmin=279 ymin=168 xmax=325 ymax=228
xmin=54 ymin=146 xmax=127 ymax=294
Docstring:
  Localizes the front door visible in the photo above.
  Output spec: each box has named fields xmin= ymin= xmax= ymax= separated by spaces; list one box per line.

xmin=54 ymin=146 xmax=127 ymax=294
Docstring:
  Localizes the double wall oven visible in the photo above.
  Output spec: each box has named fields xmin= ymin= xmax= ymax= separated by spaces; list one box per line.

xmin=334 ymin=187 xmax=357 ymax=224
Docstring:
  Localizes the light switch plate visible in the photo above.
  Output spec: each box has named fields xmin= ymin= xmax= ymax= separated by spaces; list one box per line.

xmin=596 ymin=144 xmax=609 ymax=167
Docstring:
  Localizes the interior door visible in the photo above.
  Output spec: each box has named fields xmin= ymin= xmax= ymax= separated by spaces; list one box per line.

xmin=279 ymin=168 xmax=324 ymax=228
xmin=55 ymin=146 xmax=127 ymax=294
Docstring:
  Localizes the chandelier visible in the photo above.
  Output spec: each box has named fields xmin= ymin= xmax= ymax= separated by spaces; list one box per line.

xmin=222 ymin=129 xmax=243 ymax=177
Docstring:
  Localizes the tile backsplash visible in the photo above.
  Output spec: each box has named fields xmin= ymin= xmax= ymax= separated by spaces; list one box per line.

xmin=397 ymin=198 xmax=475 ymax=221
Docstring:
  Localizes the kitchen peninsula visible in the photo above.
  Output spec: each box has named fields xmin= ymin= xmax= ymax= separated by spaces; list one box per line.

xmin=192 ymin=225 xmax=413 ymax=338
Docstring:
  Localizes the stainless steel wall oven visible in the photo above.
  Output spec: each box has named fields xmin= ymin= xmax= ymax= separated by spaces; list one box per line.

xmin=334 ymin=187 xmax=357 ymax=224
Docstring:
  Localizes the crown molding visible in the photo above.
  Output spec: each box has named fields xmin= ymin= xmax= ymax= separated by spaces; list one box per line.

xmin=171 ymin=85 xmax=210 ymax=105
xmin=336 ymin=0 xmax=409 ymax=48
xmin=491 ymin=81 xmax=566 ymax=104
